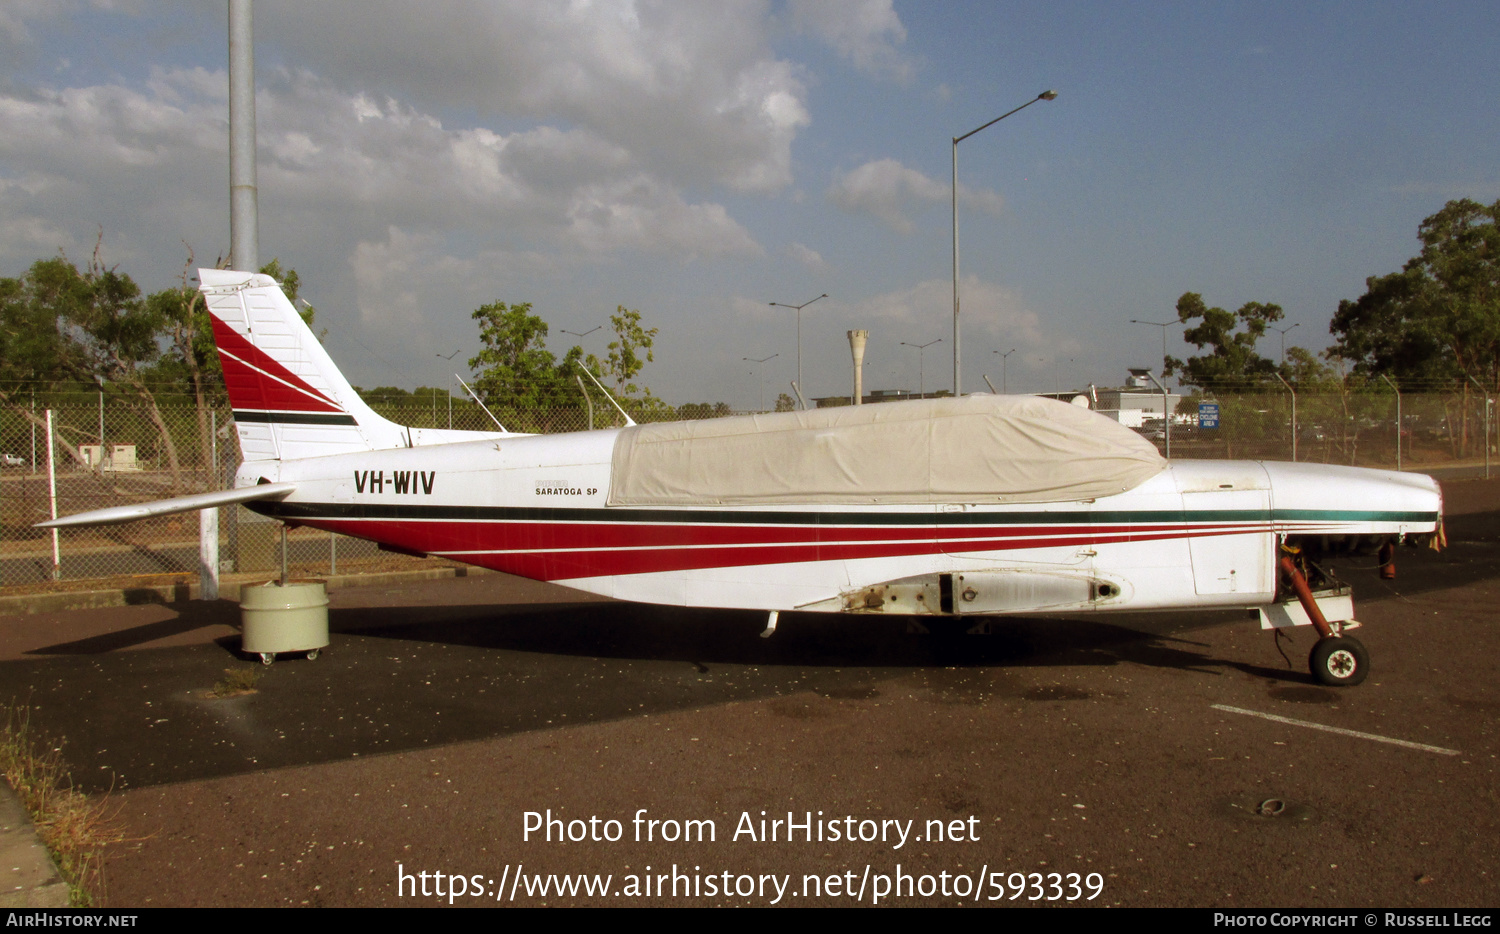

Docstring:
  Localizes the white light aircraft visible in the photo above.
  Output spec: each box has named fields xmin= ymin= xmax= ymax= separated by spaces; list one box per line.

xmin=41 ymin=269 xmax=1444 ymax=686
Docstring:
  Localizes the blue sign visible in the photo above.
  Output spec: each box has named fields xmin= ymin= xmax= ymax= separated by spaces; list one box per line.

xmin=1198 ymin=402 xmax=1220 ymax=429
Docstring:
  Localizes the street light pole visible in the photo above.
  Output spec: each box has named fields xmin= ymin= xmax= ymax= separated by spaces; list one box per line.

xmin=744 ymin=354 xmax=778 ymax=412
xmin=1129 ymin=318 xmax=1175 ymax=377
xmin=1271 ymin=322 xmax=1300 ymax=365
xmin=994 ymin=348 xmax=1016 ymax=393
xmin=902 ymin=339 xmax=943 ymax=399
xmin=953 ymin=90 xmax=1057 ymax=397
xmin=769 ymin=293 xmax=828 ymax=398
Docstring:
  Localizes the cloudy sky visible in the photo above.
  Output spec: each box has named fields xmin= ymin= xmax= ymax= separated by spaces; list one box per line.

xmin=2 ymin=1 xmax=1497 ymax=407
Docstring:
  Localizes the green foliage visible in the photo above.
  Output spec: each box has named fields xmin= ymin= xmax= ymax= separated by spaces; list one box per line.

xmin=601 ymin=305 xmax=658 ymax=397
xmin=1165 ymin=292 xmax=1281 ymax=392
xmin=467 ymin=301 xmax=585 ymax=412
xmin=1330 ymin=198 xmax=1500 ymax=389
xmin=466 ymin=300 xmax=663 ymax=428
xmin=676 ymin=401 xmax=732 ymax=420
xmin=774 ymin=392 xmax=796 ymax=412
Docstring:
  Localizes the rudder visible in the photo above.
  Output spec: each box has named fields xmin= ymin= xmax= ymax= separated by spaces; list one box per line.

xmin=199 ymin=268 xmax=407 ymax=461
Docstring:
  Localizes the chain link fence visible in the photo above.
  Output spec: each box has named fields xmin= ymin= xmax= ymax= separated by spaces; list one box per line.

xmin=1 ymin=391 xmax=1492 ymax=593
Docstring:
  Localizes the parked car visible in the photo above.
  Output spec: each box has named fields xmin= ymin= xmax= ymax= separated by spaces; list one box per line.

xmin=1 ymin=453 xmax=24 ymax=467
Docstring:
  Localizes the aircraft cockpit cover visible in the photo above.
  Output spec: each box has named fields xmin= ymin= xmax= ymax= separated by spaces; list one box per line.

xmin=608 ymin=395 xmax=1167 ymax=506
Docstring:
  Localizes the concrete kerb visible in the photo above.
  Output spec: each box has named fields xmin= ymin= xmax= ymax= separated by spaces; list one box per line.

xmin=0 ymin=565 xmax=494 ymax=617
xmin=0 ymin=780 xmax=69 ymax=908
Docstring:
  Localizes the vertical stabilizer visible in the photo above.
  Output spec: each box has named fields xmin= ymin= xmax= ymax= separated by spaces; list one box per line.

xmin=200 ymin=268 xmax=408 ymax=461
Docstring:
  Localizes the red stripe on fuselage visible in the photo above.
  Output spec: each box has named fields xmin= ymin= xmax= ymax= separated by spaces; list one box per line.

xmin=299 ymin=516 xmax=1263 ymax=581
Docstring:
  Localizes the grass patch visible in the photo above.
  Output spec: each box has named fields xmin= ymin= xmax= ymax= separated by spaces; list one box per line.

xmin=0 ymin=705 xmax=125 ymax=907
xmin=211 ymin=665 xmax=263 ymax=698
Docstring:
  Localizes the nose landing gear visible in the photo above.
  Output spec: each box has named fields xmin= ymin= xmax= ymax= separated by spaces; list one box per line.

xmin=1278 ymin=552 xmax=1371 ymax=687
xmin=1309 ymin=634 xmax=1370 ymax=686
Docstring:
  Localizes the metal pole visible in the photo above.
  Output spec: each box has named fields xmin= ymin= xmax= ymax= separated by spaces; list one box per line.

xmin=46 ymin=409 xmax=59 ymax=580
xmin=903 ymin=340 xmax=942 ymax=399
xmin=202 ymin=389 xmax=221 ymax=601
xmin=229 ymin=0 xmax=258 ymax=273
xmin=1381 ymin=374 xmax=1401 ymax=471
xmin=279 ymin=524 xmax=288 ymax=587
xmin=952 ymin=91 xmax=1057 ymax=397
xmin=1144 ymin=372 xmax=1171 ymax=460
xmin=330 ymin=531 xmax=337 ymax=576
xmin=952 ymin=138 xmax=960 ymax=397
xmin=993 ymin=349 xmax=1016 ymax=393
xmin=1465 ymin=374 xmax=1490 ymax=480
xmin=1276 ymin=373 xmax=1297 ymax=462
xmin=769 ymin=295 xmax=826 ymax=400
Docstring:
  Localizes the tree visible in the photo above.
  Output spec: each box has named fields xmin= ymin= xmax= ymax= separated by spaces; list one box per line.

xmin=600 ymin=305 xmax=658 ymax=398
xmin=1330 ymin=198 xmax=1500 ymax=389
xmin=467 ymin=301 xmax=583 ymax=412
xmin=1165 ymin=292 xmax=1282 ymax=392
xmin=23 ymin=248 xmax=197 ymax=487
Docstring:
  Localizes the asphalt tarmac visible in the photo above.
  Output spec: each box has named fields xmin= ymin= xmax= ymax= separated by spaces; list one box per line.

xmin=0 ymin=480 xmax=1495 ymax=907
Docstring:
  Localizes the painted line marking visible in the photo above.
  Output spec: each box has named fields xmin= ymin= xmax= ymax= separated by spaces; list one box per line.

xmin=1211 ymin=704 xmax=1460 ymax=756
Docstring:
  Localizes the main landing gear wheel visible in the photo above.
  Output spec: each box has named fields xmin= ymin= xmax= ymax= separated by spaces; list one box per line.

xmin=1309 ymin=636 xmax=1369 ymax=687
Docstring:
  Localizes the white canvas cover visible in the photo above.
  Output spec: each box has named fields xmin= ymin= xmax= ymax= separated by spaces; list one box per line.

xmin=608 ymin=395 xmax=1166 ymax=506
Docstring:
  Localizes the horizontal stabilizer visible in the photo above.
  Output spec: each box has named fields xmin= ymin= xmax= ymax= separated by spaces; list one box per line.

xmin=36 ymin=482 xmax=297 ymax=529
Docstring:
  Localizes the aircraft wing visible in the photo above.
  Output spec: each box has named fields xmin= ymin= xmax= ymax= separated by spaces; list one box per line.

xmin=35 ymin=482 xmax=297 ymax=529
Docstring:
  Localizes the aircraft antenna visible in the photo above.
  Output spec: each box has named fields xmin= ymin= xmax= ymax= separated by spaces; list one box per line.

xmin=454 ymin=374 xmax=508 ymax=433
xmin=982 ymin=374 xmax=998 ymax=394
xmin=579 ymin=367 xmax=637 ymax=427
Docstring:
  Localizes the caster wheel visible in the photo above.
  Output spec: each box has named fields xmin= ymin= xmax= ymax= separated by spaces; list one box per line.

xmin=259 ymin=652 xmax=275 ymax=666
xmin=1309 ymin=635 xmax=1368 ymax=687
xmin=306 ymin=649 xmax=321 ymax=661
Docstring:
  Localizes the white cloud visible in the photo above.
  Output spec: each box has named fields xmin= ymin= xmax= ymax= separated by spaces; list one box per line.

xmin=0 ymin=64 xmax=765 ymax=269
xmin=262 ymin=1 xmax=810 ymax=193
xmin=566 ymin=176 xmax=763 ymax=258
xmin=788 ymin=0 xmax=918 ymax=83
xmin=827 ymin=158 xmax=1004 ymax=233
xmin=785 ymin=241 xmax=826 ymax=270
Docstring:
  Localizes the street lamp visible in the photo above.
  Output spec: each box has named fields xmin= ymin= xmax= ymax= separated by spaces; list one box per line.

xmin=993 ymin=348 xmax=1016 ymax=393
xmin=1129 ymin=318 xmax=1175 ymax=377
xmin=953 ymin=89 xmax=1057 ymax=396
xmin=744 ymin=354 xmax=778 ymax=412
xmin=902 ymin=339 xmax=943 ymax=398
xmin=769 ymin=293 xmax=828 ymax=399
xmin=1271 ymin=322 xmax=1300 ymax=364
xmin=1130 ymin=367 xmax=1172 ymax=459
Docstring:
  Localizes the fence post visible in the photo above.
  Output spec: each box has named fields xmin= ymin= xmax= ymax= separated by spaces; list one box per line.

xmin=1381 ymin=375 xmax=1401 ymax=471
xmin=46 ymin=409 xmax=59 ymax=581
xmin=199 ymin=508 xmax=219 ymax=600
xmin=1465 ymin=375 xmax=1491 ymax=479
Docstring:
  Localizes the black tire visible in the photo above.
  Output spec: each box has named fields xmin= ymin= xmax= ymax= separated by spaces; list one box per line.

xmin=1309 ymin=635 xmax=1369 ymax=686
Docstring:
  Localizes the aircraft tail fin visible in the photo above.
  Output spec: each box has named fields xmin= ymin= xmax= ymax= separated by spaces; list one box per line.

xmin=200 ymin=269 xmax=511 ymax=462
xmin=200 ymin=268 xmax=410 ymax=461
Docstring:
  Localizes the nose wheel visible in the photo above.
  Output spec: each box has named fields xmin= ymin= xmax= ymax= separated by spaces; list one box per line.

xmin=1309 ymin=635 xmax=1369 ymax=686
